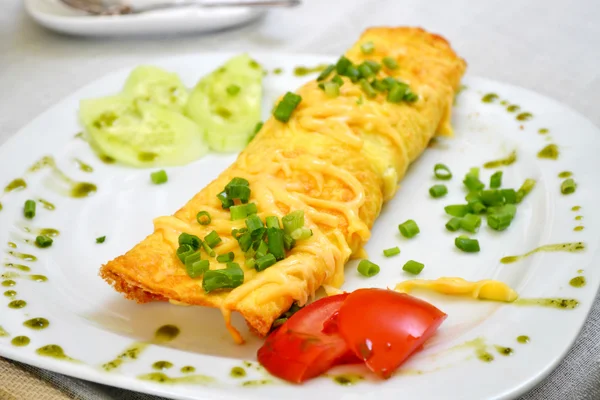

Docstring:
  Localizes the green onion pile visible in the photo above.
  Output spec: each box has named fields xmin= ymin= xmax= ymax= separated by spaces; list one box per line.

xmin=174 ymin=178 xmax=314 ymax=293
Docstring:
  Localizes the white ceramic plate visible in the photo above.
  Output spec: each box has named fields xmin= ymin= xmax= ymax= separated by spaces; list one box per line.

xmin=0 ymin=53 xmax=599 ymax=400
xmin=24 ymin=0 xmax=264 ymax=36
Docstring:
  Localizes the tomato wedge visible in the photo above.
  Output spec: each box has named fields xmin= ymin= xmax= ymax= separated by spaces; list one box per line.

xmin=337 ymin=289 xmax=446 ymax=378
xmin=257 ymin=293 xmax=358 ymax=383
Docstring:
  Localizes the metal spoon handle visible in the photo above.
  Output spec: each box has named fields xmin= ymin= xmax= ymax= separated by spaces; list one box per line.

xmin=133 ymin=0 xmax=300 ymax=13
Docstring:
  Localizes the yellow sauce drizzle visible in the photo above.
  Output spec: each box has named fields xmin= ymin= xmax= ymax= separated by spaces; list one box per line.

xmin=395 ymin=277 xmax=518 ymax=302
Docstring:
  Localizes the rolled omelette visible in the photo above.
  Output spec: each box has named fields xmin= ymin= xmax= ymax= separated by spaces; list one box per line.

xmin=100 ymin=27 xmax=466 ymax=341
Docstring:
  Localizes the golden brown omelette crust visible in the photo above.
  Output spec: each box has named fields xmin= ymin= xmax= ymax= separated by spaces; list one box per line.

xmin=100 ymin=26 xmax=466 ymax=338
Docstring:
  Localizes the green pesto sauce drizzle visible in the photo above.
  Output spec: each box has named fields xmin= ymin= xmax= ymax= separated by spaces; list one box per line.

xmin=155 ymin=325 xmax=180 ymax=342
xmin=11 ymin=336 xmax=30 ymax=347
xmin=537 ymin=144 xmax=559 ymax=159
xmin=516 ymin=112 xmax=533 ymax=121
xmin=102 ymin=343 xmax=148 ymax=371
xmin=100 ymin=154 xmax=116 ymax=164
xmin=152 ymin=361 xmax=173 ymax=371
xmin=7 ymin=242 xmax=16 ymax=249
xmin=5 ymin=264 xmax=31 ymax=272
xmin=74 ymin=159 xmax=94 ymax=173
xmin=293 ymin=64 xmax=329 ymax=77
xmin=483 ymin=150 xmax=516 ymax=169
xmin=481 ymin=93 xmax=499 ymax=103
xmin=4 ymin=178 xmax=27 ymax=193
xmin=559 ymin=171 xmax=573 ymax=178
xmin=1 ymin=272 xmax=47 ymax=282
xmin=241 ymin=379 xmax=272 ymax=387
xmin=137 ymin=372 xmax=214 ymax=385
xmin=575 ymin=215 xmax=583 ymax=221
xmin=500 ymin=242 xmax=585 ymax=264
xmin=569 ymin=276 xmax=586 ymax=288
xmin=272 ymin=68 xmax=283 ymax=75
xmin=2 ymin=280 xmax=16 ymax=287
xmin=23 ymin=318 xmax=50 ymax=330
xmin=0 ymin=326 xmax=9 ymax=337
xmin=71 ymin=183 xmax=97 ymax=198
xmin=572 ymin=206 xmax=581 ymax=211
xmin=506 ymin=104 xmax=520 ymax=112
xmin=514 ymin=298 xmax=579 ymax=309
xmin=8 ymin=300 xmax=26 ymax=309
xmin=230 ymin=367 xmax=246 ymax=378
xmin=517 ymin=335 xmax=530 ymax=344
xmin=574 ymin=226 xmax=584 ymax=231
xmin=38 ymin=199 xmax=56 ymax=210
xmin=538 ymin=128 xmax=549 ymax=134
xmin=332 ymin=374 xmax=364 ymax=386
xmin=8 ymin=252 xmax=37 ymax=262
xmin=181 ymin=366 xmax=196 ymax=374
xmin=28 ymin=156 xmax=97 ymax=198
xmin=494 ymin=345 xmax=514 ymax=356
xmin=36 ymin=345 xmax=77 ymax=362
xmin=4 ymin=290 xmax=16 ymax=297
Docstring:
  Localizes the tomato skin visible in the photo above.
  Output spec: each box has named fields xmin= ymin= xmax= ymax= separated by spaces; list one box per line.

xmin=257 ymin=293 xmax=355 ymax=383
xmin=337 ymin=289 xmax=447 ymax=378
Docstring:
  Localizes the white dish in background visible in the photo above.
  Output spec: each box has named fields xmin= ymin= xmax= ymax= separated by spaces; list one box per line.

xmin=24 ymin=0 xmax=264 ymax=36
xmin=0 ymin=53 xmax=599 ymax=400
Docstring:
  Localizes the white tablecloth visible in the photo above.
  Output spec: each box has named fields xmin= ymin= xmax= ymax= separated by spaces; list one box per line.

xmin=1 ymin=0 xmax=599 ymax=399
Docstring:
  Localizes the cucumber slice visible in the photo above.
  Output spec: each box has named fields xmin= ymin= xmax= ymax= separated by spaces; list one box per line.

xmin=79 ymin=95 xmax=208 ymax=167
xmin=185 ymin=54 xmax=262 ymax=152
xmin=123 ymin=66 xmax=189 ymax=112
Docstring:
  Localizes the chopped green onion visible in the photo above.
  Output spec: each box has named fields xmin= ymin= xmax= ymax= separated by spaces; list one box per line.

xmin=382 ymin=77 xmax=398 ymax=89
xmin=96 ymin=236 xmax=106 ymax=244
xmin=445 ymin=217 xmax=462 ymax=232
xmin=230 ymin=203 xmax=257 ymax=220
xmin=561 ymin=179 xmax=577 ymax=195
xmin=487 ymin=204 xmax=517 ymax=231
xmin=434 ymin=164 xmax=452 ymax=180
xmin=460 ymin=213 xmax=482 ymax=233
xmin=201 ymin=240 xmax=216 ymax=257
xmin=364 ymin=60 xmax=381 ymax=74
xmin=470 ymin=201 xmax=487 ymax=214
xmin=232 ymin=228 xmax=247 ymax=240
xmin=265 ymin=216 xmax=281 ymax=229
xmin=273 ymin=92 xmax=302 ymax=123
xmin=178 ymin=233 xmax=201 ymax=250
xmin=226 ymin=185 xmax=250 ymax=203
xmin=176 ymin=244 xmax=195 ymax=263
xmin=256 ymin=253 xmax=277 ymax=271
xmin=387 ymin=84 xmax=408 ymax=103
xmin=245 ymin=214 xmax=264 ymax=232
xmin=331 ymin=75 xmax=344 ymax=86
xmin=383 ymin=246 xmax=400 ymax=257
xmin=150 ymin=170 xmax=168 ymax=185
xmin=463 ymin=168 xmax=485 ymax=191
xmin=24 ymin=200 xmax=36 ymax=219
xmin=267 ymin=228 xmax=285 ymax=260
xmin=382 ymin=56 xmax=398 ymax=69
xmin=501 ymin=189 xmax=517 ymax=204
xmin=444 ymin=204 xmax=471 ymax=217
xmin=317 ymin=64 xmax=335 ymax=81
xmin=245 ymin=258 xmax=256 ymax=269
xmin=359 ymin=79 xmax=377 ymax=98
xmin=217 ymin=190 xmax=234 ymax=209
xmin=291 ymin=227 xmax=313 ymax=240
xmin=204 ymin=230 xmax=222 ymax=248
xmin=402 ymin=260 xmax=424 ymax=275
xmin=455 ymin=236 xmax=480 ymax=253
xmin=335 ymin=56 xmax=352 ymax=75
xmin=226 ymin=84 xmax=240 ymax=96
xmin=282 ymin=210 xmax=304 ymax=234
xmin=357 ymin=259 xmax=380 ymax=277
xmin=283 ymin=233 xmax=295 ymax=251
xmin=35 ymin=235 xmax=53 ymax=248
xmin=357 ymin=63 xmax=375 ymax=79
xmin=245 ymin=203 xmax=258 ymax=215
xmin=250 ymin=227 xmax=267 ymax=242
xmin=343 ymin=65 xmax=360 ymax=82
xmin=196 ymin=211 xmax=211 ymax=225
xmin=323 ymin=81 xmax=340 ymax=98
xmin=516 ymin=179 xmax=536 ymax=203
xmin=202 ymin=263 xmax=244 ymax=293
xmin=490 ymin=171 xmax=503 ymax=188
xmin=372 ymin=79 xmax=387 ymax=92
xmin=186 ymin=258 xmax=209 ymax=278
xmin=360 ymin=41 xmax=375 ymax=54
xmin=404 ymin=92 xmax=418 ymax=102
xmin=237 ymin=232 xmax=253 ymax=252
xmin=480 ymin=190 xmax=504 ymax=206
xmin=429 ymin=184 xmax=448 ymax=198
xmin=255 ymin=240 xmax=269 ymax=259
xmin=216 ymin=252 xmax=234 ymax=263
xmin=398 ymin=219 xmax=420 ymax=238
xmin=253 ymin=121 xmax=263 ymax=134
